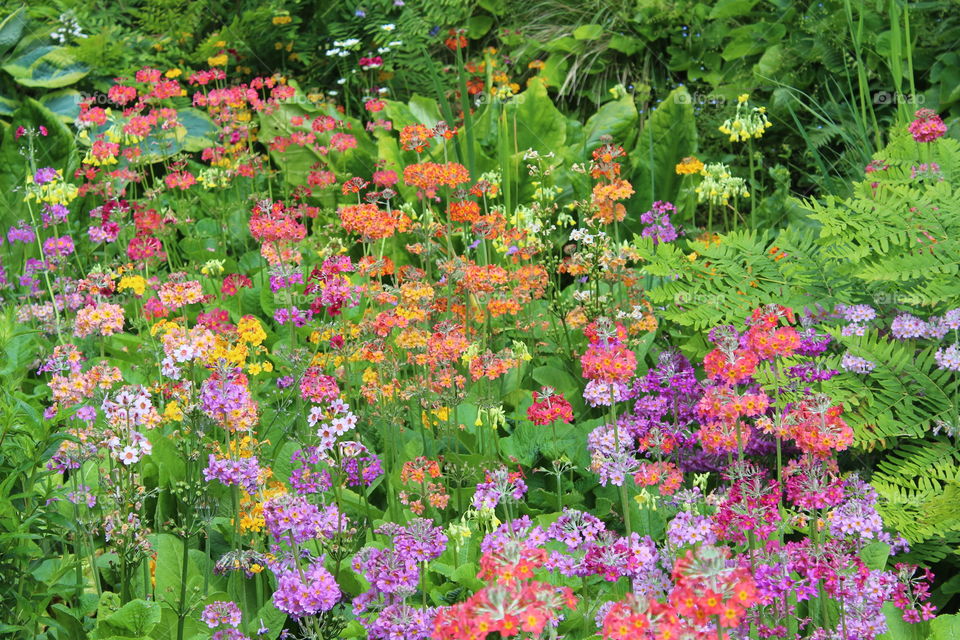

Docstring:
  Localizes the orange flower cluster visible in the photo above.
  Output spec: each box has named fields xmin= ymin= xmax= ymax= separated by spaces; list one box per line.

xmin=589 ymin=140 xmax=634 ymax=223
xmin=403 ymin=162 xmax=471 ymax=198
xmin=338 ymin=203 xmax=409 ymax=240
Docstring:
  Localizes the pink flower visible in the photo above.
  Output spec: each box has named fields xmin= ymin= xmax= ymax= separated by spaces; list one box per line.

xmin=908 ymin=109 xmax=947 ymax=143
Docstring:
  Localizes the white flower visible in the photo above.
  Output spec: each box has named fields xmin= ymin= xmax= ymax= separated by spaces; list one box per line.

xmin=336 ymin=77 xmax=347 ymax=85
xmin=325 ymin=48 xmax=341 ymax=57
xmin=119 ymin=446 xmax=140 ymax=465
xmin=342 ymin=38 xmax=360 ymax=47
xmin=381 ymin=23 xmax=396 ymax=31
xmin=388 ymin=40 xmax=403 ymax=46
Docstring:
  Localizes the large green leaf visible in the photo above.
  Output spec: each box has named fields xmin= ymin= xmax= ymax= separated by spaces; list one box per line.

xmin=630 ymin=86 xmax=697 ymax=213
xmin=0 ymin=7 xmax=27 ymax=55
xmin=582 ymin=90 xmax=638 ymax=153
xmin=506 ymin=79 xmax=567 ymax=154
xmin=38 ymin=89 xmax=82 ymax=123
xmin=2 ymin=44 xmax=89 ymax=88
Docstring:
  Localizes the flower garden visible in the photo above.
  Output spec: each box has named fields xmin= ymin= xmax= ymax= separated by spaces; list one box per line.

xmin=2 ymin=2 xmax=960 ymax=639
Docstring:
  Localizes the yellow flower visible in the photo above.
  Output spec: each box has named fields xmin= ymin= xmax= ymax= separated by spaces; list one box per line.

xmin=675 ymin=156 xmax=705 ymax=176
xmin=738 ymin=93 xmax=750 ymax=104
xmin=118 ymin=275 xmax=147 ymax=296
xmin=208 ymin=53 xmax=228 ymax=67
xmin=163 ymin=401 xmax=184 ymax=422
xmin=272 ymin=15 xmax=292 ymax=25
xmin=165 ymin=68 xmax=182 ymax=78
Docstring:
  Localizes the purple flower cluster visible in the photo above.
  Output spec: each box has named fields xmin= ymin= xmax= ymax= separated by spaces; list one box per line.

xmin=273 ymin=306 xmax=313 ymax=326
xmin=341 ymin=449 xmax=384 ymax=487
xmin=471 ymin=466 xmax=528 ymax=509
xmin=384 ymin=518 xmax=447 ymax=563
xmin=353 ymin=546 xmax=419 ymax=598
xmin=262 ymin=495 xmax=343 ymax=545
xmin=33 ymin=167 xmax=58 ymax=185
xmin=273 ymin=560 xmax=341 ymax=619
xmin=200 ymin=370 xmax=252 ymax=422
xmin=586 ymin=422 xmax=638 ymax=486
xmin=639 ymin=201 xmax=678 ymax=244
xmin=934 ymin=343 xmax=960 ymax=371
xmin=666 ymin=510 xmax=716 ymax=549
xmin=547 ymin=508 xmax=606 ymax=550
xmin=364 ymin=603 xmax=436 ymax=640
xmin=201 ymin=601 xmax=242 ymax=628
xmin=289 ymin=447 xmax=332 ymax=495
xmin=41 ymin=203 xmax=69 ymax=227
xmin=841 ymin=352 xmax=876 ymax=374
xmin=7 ymin=221 xmax=35 ymax=244
xmin=42 ymin=235 xmax=75 ymax=262
xmin=203 ymin=454 xmax=261 ymax=494
xmin=828 ymin=476 xmax=885 ymax=543
xmin=583 ymin=379 xmax=631 ymax=407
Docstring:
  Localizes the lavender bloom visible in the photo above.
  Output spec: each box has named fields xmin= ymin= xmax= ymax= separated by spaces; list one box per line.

xmin=639 ymin=201 xmax=678 ymax=244
xmin=273 ymin=560 xmax=340 ymax=618
xmin=934 ymin=343 xmax=960 ymax=372
xmin=203 ymin=454 xmax=261 ymax=494
xmin=33 ymin=167 xmax=58 ymax=185
xmin=841 ymin=352 xmax=876 ymax=374
xmin=890 ymin=313 xmax=928 ymax=339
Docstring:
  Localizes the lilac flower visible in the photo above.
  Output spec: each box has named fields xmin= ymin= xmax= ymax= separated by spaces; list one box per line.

xmin=352 ymin=546 xmax=419 ymax=597
xmin=546 ymin=508 xmax=606 ymax=550
xmin=383 ymin=518 xmax=447 ymax=563
xmin=934 ymin=343 xmax=960 ymax=372
xmin=42 ymin=235 xmax=75 ymax=261
xmin=203 ymin=454 xmax=261 ymax=494
xmin=277 ymin=375 xmax=294 ymax=388
xmin=943 ymin=308 xmax=960 ymax=330
xmin=262 ymin=495 xmax=344 ymax=544
xmin=7 ymin=221 xmax=35 ymax=244
xmin=640 ymin=201 xmax=678 ymax=244
xmin=667 ymin=510 xmax=716 ymax=549
xmin=41 ymin=203 xmax=69 ymax=227
xmin=835 ymin=304 xmax=876 ymax=323
xmin=33 ymin=167 xmax=58 ymax=185
xmin=583 ymin=379 xmax=630 ymax=407
xmin=471 ymin=466 xmax=527 ymax=509
xmin=202 ymin=601 xmax=243 ymax=628
xmin=890 ymin=313 xmax=928 ymax=339
xmin=841 ymin=352 xmax=876 ymax=374
xmin=273 ymin=560 xmax=340 ymax=619
xmin=364 ymin=603 xmax=436 ymax=640
xmin=586 ymin=422 xmax=638 ymax=486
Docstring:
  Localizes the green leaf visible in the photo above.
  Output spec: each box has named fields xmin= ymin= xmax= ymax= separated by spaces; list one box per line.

xmin=38 ymin=89 xmax=82 ymax=123
xmin=105 ymin=600 xmax=161 ymax=636
xmin=878 ymin=602 xmax=929 ymax=640
xmin=0 ymin=7 xmax=27 ymax=55
xmin=408 ymin=95 xmax=442 ymax=129
xmin=859 ymin=541 xmax=890 ymax=570
xmin=630 ymin=86 xmax=697 ymax=215
xmin=2 ymin=44 xmax=89 ymax=88
xmin=572 ymin=24 xmax=605 ymax=41
xmin=583 ymin=90 xmax=638 ymax=153
xmin=709 ymin=0 xmax=760 ymax=19
xmin=507 ymin=80 xmax=567 ymax=154
xmin=608 ymin=35 xmax=641 ymax=55
xmin=466 ymin=15 xmax=493 ymax=38
xmin=929 ymin=615 xmax=960 ymax=640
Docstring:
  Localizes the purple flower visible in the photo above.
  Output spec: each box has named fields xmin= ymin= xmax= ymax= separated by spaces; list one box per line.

xmin=472 ymin=466 xmax=527 ymax=509
xmin=33 ymin=167 xmax=58 ymax=185
xmin=934 ymin=343 xmax=960 ymax=371
xmin=7 ymin=221 xmax=35 ymax=244
xmin=273 ymin=560 xmax=340 ymax=619
xmin=841 ymin=352 xmax=876 ymax=374
xmin=640 ymin=200 xmax=678 ymax=245
xmin=203 ymin=454 xmax=261 ymax=494
xmin=890 ymin=313 xmax=928 ymax=339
